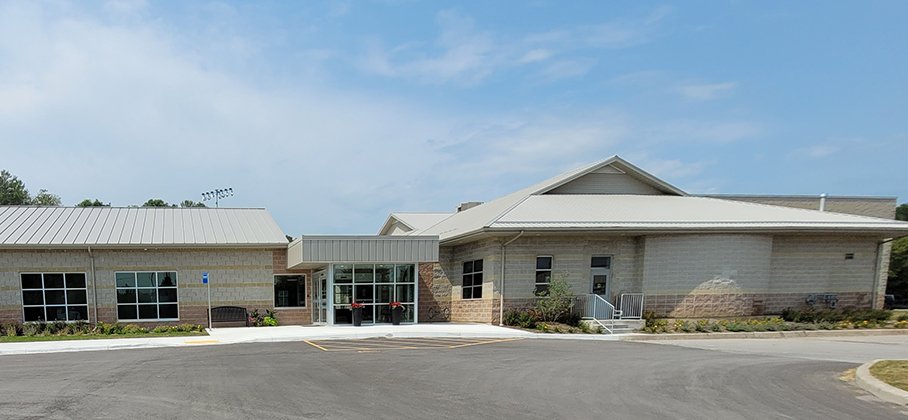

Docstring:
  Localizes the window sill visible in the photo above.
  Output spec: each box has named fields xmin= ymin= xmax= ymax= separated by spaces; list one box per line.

xmin=273 ymin=307 xmax=307 ymax=310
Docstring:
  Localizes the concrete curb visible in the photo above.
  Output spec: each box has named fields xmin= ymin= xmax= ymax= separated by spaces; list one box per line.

xmin=620 ymin=329 xmax=908 ymax=341
xmin=0 ymin=336 xmax=208 ymax=356
xmin=855 ymin=360 xmax=908 ymax=405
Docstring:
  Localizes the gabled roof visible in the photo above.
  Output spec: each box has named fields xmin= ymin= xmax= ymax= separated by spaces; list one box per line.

xmin=378 ymin=212 xmax=454 ymax=236
xmin=0 ymin=206 xmax=289 ymax=248
xmin=399 ymin=156 xmax=908 ymax=243
xmin=408 ymin=156 xmax=684 ymax=241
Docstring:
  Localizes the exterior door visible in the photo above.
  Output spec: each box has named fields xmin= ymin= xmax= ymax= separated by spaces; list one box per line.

xmin=312 ymin=270 xmax=328 ymax=324
xmin=591 ymin=272 xmax=609 ymax=299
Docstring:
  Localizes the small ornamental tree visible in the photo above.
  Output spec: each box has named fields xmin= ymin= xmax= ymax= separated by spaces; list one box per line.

xmin=534 ymin=272 xmax=575 ymax=322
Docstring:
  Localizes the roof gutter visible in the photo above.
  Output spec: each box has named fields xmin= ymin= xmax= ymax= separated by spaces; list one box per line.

xmin=499 ymin=231 xmax=524 ymax=326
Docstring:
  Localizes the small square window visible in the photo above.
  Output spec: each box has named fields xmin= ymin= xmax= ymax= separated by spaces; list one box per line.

xmin=591 ymin=256 xmax=611 ymax=269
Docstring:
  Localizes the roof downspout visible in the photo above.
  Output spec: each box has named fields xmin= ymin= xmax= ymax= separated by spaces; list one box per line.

xmin=88 ymin=247 xmax=99 ymax=325
xmin=499 ymin=231 xmax=524 ymax=326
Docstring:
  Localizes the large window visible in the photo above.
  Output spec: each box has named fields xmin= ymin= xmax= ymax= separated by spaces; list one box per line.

xmin=535 ymin=256 xmax=553 ymax=295
xmin=333 ymin=264 xmax=416 ymax=324
xmin=116 ymin=271 xmax=178 ymax=321
xmin=462 ymin=259 xmax=483 ymax=299
xmin=274 ymin=275 xmax=306 ymax=308
xmin=21 ymin=273 xmax=88 ymax=322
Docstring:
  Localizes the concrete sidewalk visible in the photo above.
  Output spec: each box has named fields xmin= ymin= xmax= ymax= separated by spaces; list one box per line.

xmin=206 ymin=323 xmax=536 ymax=343
xmin=0 ymin=323 xmax=549 ymax=356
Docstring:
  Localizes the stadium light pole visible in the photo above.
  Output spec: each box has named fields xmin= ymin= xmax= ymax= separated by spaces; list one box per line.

xmin=201 ymin=188 xmax=234 ymax=208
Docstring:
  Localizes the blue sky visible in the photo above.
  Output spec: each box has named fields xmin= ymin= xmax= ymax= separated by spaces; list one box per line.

xmin=1 ymin=1 xmax=906 ymax=235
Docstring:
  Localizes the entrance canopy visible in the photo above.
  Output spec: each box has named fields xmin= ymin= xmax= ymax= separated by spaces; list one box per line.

xmin=287 ymin=235 xmax=439 ymax=269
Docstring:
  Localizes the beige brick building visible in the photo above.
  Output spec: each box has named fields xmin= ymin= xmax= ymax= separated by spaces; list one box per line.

xmin=380 ymin=156 xmax=908 ymax=324
xmin=1 ymin=156 xmax=906 ymax=328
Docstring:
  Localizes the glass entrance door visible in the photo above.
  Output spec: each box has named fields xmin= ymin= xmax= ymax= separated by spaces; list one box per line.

xmin=591 ymin=273 xmax=609 ymax=298
xmin=312 ymin=270 xmax=328 ymax=324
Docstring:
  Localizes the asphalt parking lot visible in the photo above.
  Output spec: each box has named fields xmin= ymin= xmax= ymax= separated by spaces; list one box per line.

xmin=0 ymin=338 xmax=905 ymax=419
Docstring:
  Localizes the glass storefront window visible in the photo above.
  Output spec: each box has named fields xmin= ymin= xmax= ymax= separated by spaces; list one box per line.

xmin=333 ymin=263 xmax=417 ymax=324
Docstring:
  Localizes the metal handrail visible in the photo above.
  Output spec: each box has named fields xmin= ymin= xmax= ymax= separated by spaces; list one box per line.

xmin=574 ymin=294 xmax=617 ymax=334
xmin=619 ymin=293 xmax=645 ymax=319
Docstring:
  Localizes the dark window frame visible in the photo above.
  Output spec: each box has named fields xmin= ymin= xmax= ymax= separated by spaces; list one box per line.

xmin=274 ymin=274 xmax=307 ymax=308
xmin=115 ymin=271 xmax=179 ymax=321
xmin=535 ymin=256 xmax=553 ymax=295
xmin=20 ymin=272 xmax=89 ymax=322
xmin=462 ymin=259 xmax=483 ymax=300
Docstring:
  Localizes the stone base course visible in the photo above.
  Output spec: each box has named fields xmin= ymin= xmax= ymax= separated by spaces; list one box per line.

xmin=645 ymin=292 xmax=872 ymax=318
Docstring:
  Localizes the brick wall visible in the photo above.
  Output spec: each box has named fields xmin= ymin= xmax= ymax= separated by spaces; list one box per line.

xmin=418 ymin=262 xmax=451 ymax=322
xmin=642 ymin=234 xmax=774 ymax=294
xmin=0 ymin=247 xmax=307 ymax=325
xmin=271 ymin=250 xmax=312 ymax=325
xmin=431 ymin=232 xmax=890 ymax=321
xmin=641 ymin=234 xmax=887 ymax=317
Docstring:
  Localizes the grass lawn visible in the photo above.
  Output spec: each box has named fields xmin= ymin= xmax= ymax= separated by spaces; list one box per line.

xmin=869 ymin=360 xmax=908 ymax=392
xmin=0 ymin=331 xmax=208 ymax=343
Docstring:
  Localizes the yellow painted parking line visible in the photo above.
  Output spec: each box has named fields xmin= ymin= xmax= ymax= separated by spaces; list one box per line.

xmin=304 ymin=337 xmax=524 ymax=352
xmin=184 ymin=339 xmax=220 ymax=345
xmin=448 ymin=337 xmax=523 ymax=348
xmin=388 ymin=337 xmax=476 ymax=346
xmin=303 ymin=340 xmax=330 ymax=351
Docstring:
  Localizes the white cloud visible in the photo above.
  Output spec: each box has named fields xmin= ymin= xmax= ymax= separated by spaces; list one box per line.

xmin=0 ymin=3 xmax=670 ymax=233
xmin=642 ymin=119 xmax=762 ymax=144
xmin=537 ymin=59 xmax=594 ymax=81
xmin=675 ymin=81 xmax=738 ymax=101
xmin=358 ymin=7 xmax=670 ymax=85
xmin=789 ymin=144 xmax=841 ymax=159
xmin=518 ymin=48 xmax=552 ymax=64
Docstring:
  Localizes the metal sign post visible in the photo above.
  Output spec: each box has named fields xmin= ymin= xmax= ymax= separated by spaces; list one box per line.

xmin=203 ymin=272 xmax=211 ymax=329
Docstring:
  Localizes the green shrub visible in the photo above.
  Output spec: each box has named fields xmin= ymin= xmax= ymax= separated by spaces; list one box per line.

xmin=503 ymin=309 xmax=539 ymax=329
xmin=263 ymin=316 xmax=278 ymax=326
xmin=559 ymin=312 xmax=582 ymax=327
xmin=23 ymin=323 xmax=44 ymax=336
xmin=152 ymin=325 xmax=174 ymax=333
xmin=175 ymin=324 xmax=203 ymax=332
xmin=897 ymin=314 xmax=908 ymax=322
xmin=44 ymin=321 xmax=66 ymax=335
xmin=2 ymin=323 xmax=20 ymax=337
xmin=122 ymin=324 xmax=147 ymax=335
xmin=643 ymin=311 xmax=658 ymax=328
xmin=97 ymin=322 xmax=125 ymax=335
xmin=534 ymin=274 xmax=575 ymax=322
xmin=781 ymin=307 xmax=891 ymax=324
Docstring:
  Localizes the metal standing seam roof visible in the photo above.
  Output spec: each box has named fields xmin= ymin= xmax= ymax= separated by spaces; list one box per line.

xmin=0 ymin=206 xmax=290 ymax=248
xmin=491 ymin=195 xmax=908 ymax=232
xmin=403 ymin=156 xmax=908 ymax=241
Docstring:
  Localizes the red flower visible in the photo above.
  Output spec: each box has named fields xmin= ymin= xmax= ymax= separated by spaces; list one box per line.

xmin=351 ymin=302 xmax=365 ymax=309
xmin=389 ymin=302 xmax=403 ymax=309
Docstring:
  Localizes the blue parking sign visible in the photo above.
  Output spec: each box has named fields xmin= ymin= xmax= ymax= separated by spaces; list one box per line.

xmin=202 ymin=272 xmax=209 ymax=284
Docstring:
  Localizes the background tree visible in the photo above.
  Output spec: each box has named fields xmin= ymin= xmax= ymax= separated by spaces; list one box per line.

xmin=141 ymin=199 xmax=175 ymax=207
xmin=179 ymin=200 xmax=207 ymax=208
xmin=0 ymin=170 xmax=31 ymax=205
xmin=887 ymin=204 xmax=908 ymax=302
xmin=30 ymin=189 xmax=62 ymax=206
xmin=77 ymin=199 xmax=109 ymax=207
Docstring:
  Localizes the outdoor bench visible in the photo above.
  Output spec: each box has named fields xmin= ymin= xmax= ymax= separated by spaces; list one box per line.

xmin=210 ymin=306 xmax=249 ymax=328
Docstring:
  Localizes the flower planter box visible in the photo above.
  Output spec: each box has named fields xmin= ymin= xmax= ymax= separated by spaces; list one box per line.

xmin=352 ymin=307 xmax=363 ymax=326
xmin=391 ymin=306 xmax=404 ymax=325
